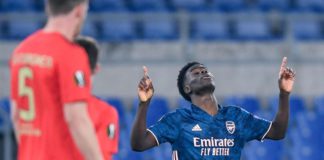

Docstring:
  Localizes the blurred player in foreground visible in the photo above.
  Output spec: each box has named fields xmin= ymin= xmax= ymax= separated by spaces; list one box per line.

xmin=75 ymin=36 xmax=119 ymax=160
xmin=10 ymin=0 xmax=104 ymax=159
xmin=131 ymin=57 xmax=295 ymax=159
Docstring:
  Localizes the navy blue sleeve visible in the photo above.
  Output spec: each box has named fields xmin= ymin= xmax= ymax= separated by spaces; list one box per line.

xmin=238 ymin=107 xmax=272 ymax=142
xmin=147 ymin=112 xmax=180 ymax=145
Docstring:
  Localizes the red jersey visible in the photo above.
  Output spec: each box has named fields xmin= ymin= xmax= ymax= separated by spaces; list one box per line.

xmin=88 ymin=96 xmax=119 ymax=160
xmin=10 ymin=31 xmax=91 ymax=160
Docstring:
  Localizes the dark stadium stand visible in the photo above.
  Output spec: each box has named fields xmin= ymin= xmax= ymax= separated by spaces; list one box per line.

xmin=191 ymin=18 xmax=229 ymax=40
xmin=289 ymin=111 xmax=324 ymax=159
xmin=0 ymin=98 xmax=10 ymax=126
xmin=132 ymin=96 xmax=169 ymax=127
xmin=81 ymin=20 xmax=99 ymax=39
xmin=130 ymin=0 xmax=167 ymax=12
xmin=243 ymin=138 xmax=284 ymax=160
xmin=142 ymin=17 xmax=178 ymax=40
xmin=235 ymin=18 xmax=272 ymax=40
xmin=296 ymin=0 xmax=324 ymax=12
xmin=90 ymin=0 xmax=127 ymax=12
xmin=314 ymin=96 xmax=324 ymax=114
xmin=1 ymin=17 xmax=322 ymax=41
xmin=170 ymin=0 xmax=207 ymax=12
xmin=268 ymin=95 xmax=306 ymax=118
xmin=292 ymin=19 xmax=323 ymax=40
xmin=257 ymin=0 xmax=290 ymax=11
xmin=7 ymin=20 xmax=41 ymax=39
xmin=0 ymin=21 xmax=5 ymax=39
xmin=223 ymin=96 xmax=261 ymax=114
xmin=1 ymin=0 xmax=36 ymax=12
xmin=0 ymin=0 xmax=323 ymax=41
xmin=101 ymin=18 xmax=136 ymax=41
xmin=209 ymin=0 xmax=245 ymax=12
xmin=223 ymin=96 xmax=242 ymax=107
xmin=0 ymin=0 xmax=324 ymax=13
xmin=240 ymin=96 xmax=261 ymax=114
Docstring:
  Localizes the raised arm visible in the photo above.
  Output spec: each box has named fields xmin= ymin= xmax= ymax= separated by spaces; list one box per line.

xmin=266 ymin=57 xmax=296 ymax=140
xmin=130 ymin=66 xmax=157 ymax=151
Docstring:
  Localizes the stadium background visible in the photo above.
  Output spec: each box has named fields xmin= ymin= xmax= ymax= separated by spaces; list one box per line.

xmin=0 ymin=0 xmax=324 ymax=159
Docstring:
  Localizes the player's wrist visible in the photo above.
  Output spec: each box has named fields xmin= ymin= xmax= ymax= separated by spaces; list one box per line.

xmin=139 ymin=99 xmax=151 ymax=106
xmin=279 ymin=90 xmax=290 ymax=96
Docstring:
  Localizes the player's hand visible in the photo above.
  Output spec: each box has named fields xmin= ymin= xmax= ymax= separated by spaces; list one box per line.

xmin=278 ymin=57 xmax=296 ymax=94
xmin=138 ymin=66 xmax=154 ymax=102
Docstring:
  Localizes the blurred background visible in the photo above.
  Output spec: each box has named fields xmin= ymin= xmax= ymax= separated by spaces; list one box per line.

xmin=0 ymin=0 xmax=324 ymax=159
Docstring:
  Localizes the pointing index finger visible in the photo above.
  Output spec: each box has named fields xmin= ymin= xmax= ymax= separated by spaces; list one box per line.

xmin=143 ymin=66 xmax=149 ymax=78
xmin=279 ymin=57 xmax=287 ymax=78
xmin=280 ymin=57 xmax=287 ymax=70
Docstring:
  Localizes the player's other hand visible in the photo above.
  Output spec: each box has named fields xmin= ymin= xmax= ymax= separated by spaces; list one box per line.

xmin=278 ymin=57 xmax=296 ymax=94
xmin=138 ymin=66 xmax=154 ymax=102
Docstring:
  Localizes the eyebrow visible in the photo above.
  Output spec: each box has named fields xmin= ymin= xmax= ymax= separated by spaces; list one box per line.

xmin=189 ymin=65 xmax=206 ymax=72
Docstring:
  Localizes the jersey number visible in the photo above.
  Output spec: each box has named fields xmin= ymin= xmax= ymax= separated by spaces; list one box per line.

xmin=18 ymin=67 xmax=36 ymax=122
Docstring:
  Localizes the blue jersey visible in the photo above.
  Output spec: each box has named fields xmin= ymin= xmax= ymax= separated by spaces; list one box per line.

xmin=148 ymin=104 xmax=271 ymax=160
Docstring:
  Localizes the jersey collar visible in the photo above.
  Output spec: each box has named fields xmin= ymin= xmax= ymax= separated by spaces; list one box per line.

xmin=190 ymin=104 xmax=225 ymax=122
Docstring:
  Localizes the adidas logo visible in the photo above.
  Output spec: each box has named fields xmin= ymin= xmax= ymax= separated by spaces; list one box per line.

xmin=192 ymin=124 xmax=202 ymax=131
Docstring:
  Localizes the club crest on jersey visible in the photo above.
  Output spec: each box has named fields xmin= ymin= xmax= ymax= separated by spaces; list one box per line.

xmin=226 ymin=121 xmax=235 ymax=134
xmin=107 ymin=123 xmax=116 ymax=139
xmin=74 ymin=70 xmax=85 ymax=87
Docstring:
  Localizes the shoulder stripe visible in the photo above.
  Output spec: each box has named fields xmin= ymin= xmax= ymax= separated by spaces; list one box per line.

xmin=147 ymin=129 xmax=160 ymax=146
xmin=172 ymin=151 xmax=174 ymax=160
xmin=261 ymin=122 xmax=272 ymax=142
xmin=172 ymin=150 xmax=178 ymax=160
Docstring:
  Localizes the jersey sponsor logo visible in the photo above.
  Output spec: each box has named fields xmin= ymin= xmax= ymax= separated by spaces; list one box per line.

xmin=107 ymin=123 xmax=116 ymax=139
xmin=226 ymin=121 xmax=235 ymax=134
xmin=74 ymin=70 xmax=85 ymax=87
xmin=193 ymin=137 xmax=234 ymax=147
xmin=193 ymin=137 xmax=234 ymax=156
xmin=192 ymin=124 xmax=202 ymax=131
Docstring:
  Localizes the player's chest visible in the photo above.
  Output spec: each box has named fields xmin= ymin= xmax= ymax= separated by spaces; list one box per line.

xmin=177 ymin=119 xmax=242 ymax=147
xmin=175 ymin=120 xmax=243 ymax=157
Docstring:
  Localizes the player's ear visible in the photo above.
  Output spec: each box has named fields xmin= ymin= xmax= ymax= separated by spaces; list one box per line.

xmin=183 ymin=74 xmax=191 ymax=94
xmin=74 ymin=3 xmax=87 ymax=19
xmin=74 ymin=5 xmax=82 ymax=18
xmin=184 ymin=84 xmax=191 ymax=94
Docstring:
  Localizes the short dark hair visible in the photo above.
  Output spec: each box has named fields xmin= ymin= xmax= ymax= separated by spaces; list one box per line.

xmin=46 ymin=0 xmax=87 ymax=16
xmin=75 ymin=36 xmax=99 ymax=73
xmin=177 ymin=62 xmax=200 ymax=102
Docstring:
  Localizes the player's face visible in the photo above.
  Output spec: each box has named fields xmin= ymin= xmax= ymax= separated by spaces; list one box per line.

xmin=185 ymin=64 xmax=215 ymax=95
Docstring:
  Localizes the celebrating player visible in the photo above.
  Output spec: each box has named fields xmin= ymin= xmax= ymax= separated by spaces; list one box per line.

xmin=10 ymin=0 xmax=104 ymax=160
xmin=131 ymin=57 xmax=295 ymax=159
xmin=75 ymin=36 xmax=119 ymax=160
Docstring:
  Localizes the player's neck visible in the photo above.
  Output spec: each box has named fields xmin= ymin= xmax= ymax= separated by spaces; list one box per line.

xmin=191 ymin=94 xmax=218 ymax=116
xmin=43 ymin=17 xmax=76 ymax=42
